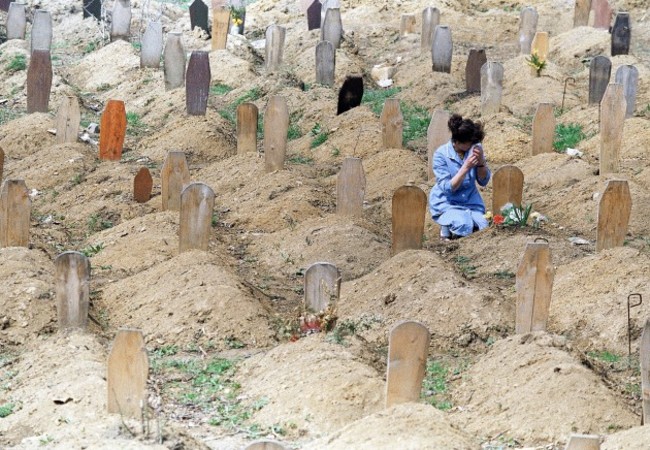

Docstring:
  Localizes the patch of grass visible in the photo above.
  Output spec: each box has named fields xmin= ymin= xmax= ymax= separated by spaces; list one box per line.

xmin=131 ymin=42 xmax=142 ymax=51
xmin=326 ymin=316 xmax=380 ymax=346
xmin=514 ymin=114 xmax=533 ymax=134
xmin=287 ymin=111 xmax=303 ymax=140
xmin=126 ymin=112 xmax=147 ymax=136
xmin=97 ymin=83 xmax=111 ymax=92
xmin=455 ymin=255 xmax=477 ymax=279
xmin=0 ymin=403 xmax=15 ymax=418
xmin=224 ymin=336 xmax=246 ymax=349
xmin=218 ymin=87 xmax=263 ymax=125
xmin=553 ymin=123 xmax=586 ymax=152
xmin=587 ymin=350 xmax=621 ymax=364
xmin=421 ymin=360 xmax=454 ymax=410
xmin=211 ymin=83 xmax=233 ymax=96
xmin=6 ymin=54 xmax=26 ymax=73
xmin=362 ymin=87 xmax=402 ymax=116
xmin=309 ymin=122 xmax=329 ymax=149
xmin=80 ymin=242 xmax=104 ymax=257
xmin=287 ymin=155 xmax=313 ymax=165
xmin=83 ymin=41 xmax=98 ymax=54
xmin=493 ymin=270 xmax=515 ymax=280
xmin=402 ymin=102 xmax=430 ymax=145
xmin=0 ymin=107 xmax=21 ymax=126
xmin=87 ymin=214 xmax=113 ymax=233
xmin=331 ymin=147 xmax=340 ymax=157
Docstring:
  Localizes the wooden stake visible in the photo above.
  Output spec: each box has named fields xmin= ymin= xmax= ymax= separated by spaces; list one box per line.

xmin=245 ymin=440 xmax=288 ymax=450
xmin=133 ymin=167 xmax=153 ymax=203
xmin=480 ymin=61 xmax=504 ymax=116
xmin=265 ymin=25 xmax=286 ymax=72
xmin=110 ymin=0 xmax=132 ymax=42
xmin=611 ymin=12 xmax=631 ymax=57
xmin=107 ymin=329 xmax=149 ymax=418
xmin=99 ymin=100 xmax=127 ymax=161
xmin=588 ymin=56 xmax=611 ymax=105
xmin=321 ymin=7 xmax=342 ymax=49
xmin=6 ymin=2 xmax=26 ymax=40
xmin=385 ymin=321 xmax=430 ymax=408
xmin=465 ymin=48 xmax=486 ymax=93
xmin=427 ymin=109 xmax=451 ymax=181
xmin=164 ymin=32 xmax=186 ymax=91
xmin=0 ymin=147 xmax=4 ymax=182
xmin=380 ymin=99 xmax=403 ymax=149
xmin=641 ymin=319 xmax=650 ymax=426
xmin=263 ymin=96 xmax=289 ymax=173
xmin=336 ymin=157 xmax=365 ymax=217
xmin=531 ymin=102 xmax=555 ymax=155
xmin=400 ymin=14 xmax=416 ymax=36
xmin=531 ymin=31 xmax=549 ymax=62
xmin=515 ymin=240 xmax=554 ymax=334
xmin=186 ymin=51 xmax=211 ymax=116
xmin=492 ymin=165 xmax=524 ymax=214
xmin=304 ymin=262 xmax=341 ymax=313
xmin=31 ymin=9 xmax=52 ymax=52
xmin=140 ymin=20 xmax=163 ymax=69
xmin=0 ymin=179 xmax=30 ymax=248
xmin=573 ymin=0 xmax=592 ymax=27
xmin=315 ymin=40 xmax=335 ymax=87
xmin=599 ymin=83 xmax=626 ymax=175
xmin=161 ymin=151 xmax=191 ymax=211
xmin=596 ymin=179 xmax=631 ymax=252
xmin=55 ymin=251 xmax=91 ymax=330
xmin=211 ymin=3 xmax=230 ymax=50
xmin=592 ymin=0 xmax=612 ymax=30
xmin=55 ymin=96 xmax=81 ymax=144
xmin=391 ymin=184 xmax=427 ymax=256
xmin=614 ymin=64 xmax=638 ymax=118
xmin=26 ymin=49 xmax=52 ymax=113
xmin=237 ymin=102 xmax=259 ymax=154
xmin=179 ymin=182 xmax=215 ymax=253
xmin=420 ymin=7 xmax=440 ymax=53
xmin=518 ymin=6 xmax=538 ymax=54
xmin=564 ymin=435 xmax=600 ymax=450
xmin=431 ymin=25 xmax=452 ymax=73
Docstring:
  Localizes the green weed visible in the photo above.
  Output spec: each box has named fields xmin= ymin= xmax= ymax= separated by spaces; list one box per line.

xmin=87 ymin=214 xmax=113 ymax=233
xmin=287 ymin=155 xmax=313 ymax=165
xmin=0 ymin=107 xmax=21 ymax=126
xmin=455 ymin=256 xmax=477 ymax=279
xmin=287 ymin=111 xmax=303 ymax=140
xmin=587 ymin=350 xmax=621 ymax=364
xmin=126 ymin=112 xmax=147 ymax=136
xmin=493 ymin=270 xmax=515 ymax=280
xmin=6 ymin=54 xmax=26 ymax=73
xmin=218 ymin=87 xmax=263 ymax=125
xmin=211 ymin=83 xmax=233 ymax=96
xmin=362 ymin=87 xmax=402 ymax=116
xmin=553 ymin=123 xmax=585 ymax=152
xmin=309 ymin=122 xmax=329 ymax=148
xmin=83 ymin=41 xmax=98 ymax=54
xmin=421 ymin=360 xmax=454 ymax=410
xmin=401 ymin=103 xmax=430 ymax=145
xmin=0 ymin=403 xmax=14 ymax=418
xmin=80 ymin=242 xmax=104 ymax=257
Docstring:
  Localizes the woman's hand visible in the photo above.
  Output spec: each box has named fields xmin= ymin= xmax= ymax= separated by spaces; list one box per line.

xmin=471 ymin=144 xmax=486 ymax=165
xmin=462 ymin=151 xmax=481 ymax=169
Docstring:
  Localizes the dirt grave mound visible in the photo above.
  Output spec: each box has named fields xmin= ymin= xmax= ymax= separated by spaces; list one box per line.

xmin=550 ymin=247 xmax=650 ymax=354
xmin=338 ymin=250 xmax=512 ymax=348
xmin=0 ymin=248 xmax=54 ymax=346
xmin=306 ymin=402 xmax=477 ymax=450
xmin=603 ymin=425 xmax=650 ymax=450
xmin=549 ymin=26 xmax=609 ymax=74
xmin=101 ymin=250 xmax=275 ymax=349
xmin=0 ymin=113 xmax=55 ymax=159
xmin=363 ymin=149 xmax=427 ymax=206
xmin=245 ymin=215 xmax=390 ymax=282
xmin=449 ymin=332 xmax=638 ymax=446
xmin=238 ymin=335 xmax=384 ymax=438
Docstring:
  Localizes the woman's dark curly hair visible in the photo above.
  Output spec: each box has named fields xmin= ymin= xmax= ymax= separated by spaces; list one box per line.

xmin=448 ymin=114 xmax=485 ymax=144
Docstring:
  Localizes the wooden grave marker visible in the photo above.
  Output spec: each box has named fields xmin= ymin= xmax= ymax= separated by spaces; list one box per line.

xmin=263 ymin=96 xmax=289 ymax=172
xmin=380 ymin=99 xmax=403 ymax=149
xmin=31 ymin=9 xmax=52 ymax=52
xmin=611 ymin=12 xmax=631 ymax=57
xmin=337 ymin=75 xmax=363 ymax=115
xmin=321 ymin=8 xmax=342 ymax=49
xmin=515 ymin=240 xmax=553 ymax=333
xmin=99 ymin=100 xmax=127 ymax=161
xmin=614 ymin=65 xmax=638 ymax=118
xmin=133 ymin=167 xmax=153 ymax=203
xmin=179 ymin=182 xmax=215 ymax=253
xmin=245 ymin=441 xmax=288 ymax=450
xmin=431 ymin=25 xmax=452 ymax=73
xmin=641 ymin=319 xmax=650 ymax=425
xmin=265 ymin=25 xmax=286 ymax=72
xmin=0 ymin=179 xmax=30 ymax=248
xmin=189 ymin=0 xmax=210 ymax=36
xmin=391 ymin=184 xmax=427 ymax=255
xmin=306 ymin=0 xmax=321 ymax=31
xmin=564 ymin=435 xmax=601 ymax=450
xmin=465 ymin=48 xmax=486 ymax=93
xmin=592 ymin=0 xmax=611 ymax=30
xmin=237 ymin=102 xmax=258 ymax=154
xmin=480 ymin=61 xmax=504 ymax=116
xmin=140 ymin=21 xmax=163 ymax=69
xmin=531 ymin=31 xmax=549 ymax=63
xmin=304 ymin=262 xmax=341 ymax=313
xmin=531 ymin=103 xmax=555 ymax=155
xmin=55 ymin=251 xmax=90 ymax=330
xmin=385 ymin=321 xmax=430 ymax=408
xmin=111 ymin=0 xmax=132 ymax=42
xmin=83 ymin=0 xmax=102 ymax=20
xmin=400 ymin=14 xmax=416 ymax=36
xmin=315 ymin=40 xmax=335 ymax=87
xmin=107 ymin=329 xmax=148 ymax=418
xmin=518 ymin=6 xmax=538 ymax=54
xmin=320 ymin=0 xmax=339 ymax=24
xmin=186 ymin=51 xmax=211 ymax=116
xmin=55 ymin=96 xmax=81 ymax=144
xmin=161 ymin=151 xmax=190 ymax=211
xmin=588 ymin=56 xmax=611 ymax=105
xmin=596 ymin=179 xmax=631 ymax=252
xmin=6 ymin=2 xmax=26 ymax=40
xmin=421 ymin=7 xmax=440 ymax=53
xmin=336 ymin=157 xmax=365 ymax=216
xmin=164 ymin=32 xmax=186 ymax=90
xmin=492 ymin=165 xmax=524 ymax=214
xmin=26 ymin=50 xmax=53 ymax=114
xmin=0 ymin=147 xmax=4 ymax=182
xmin=599 ymin=83 xmax=626 ymax=175
xmin=427 ymin=109 xmax=451 ymax=181
xmin=211 ymin=3 xmax=230 ymax=50
xmin=573 ymin=0 xmax=591 ymax=27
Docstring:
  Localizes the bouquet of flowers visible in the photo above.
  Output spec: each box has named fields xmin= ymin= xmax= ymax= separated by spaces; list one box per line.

xmin=493 ymin=202 xmax=533 ymax=228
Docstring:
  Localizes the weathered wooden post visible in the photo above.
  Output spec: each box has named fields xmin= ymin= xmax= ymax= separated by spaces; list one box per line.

xmin=110 ymin=0 xmax=132 ymax=42
xmin=480 ymin=61 xmax=504 ymax=116
xmin=245 ymin=442 xmax=288 ymax=450
xmin=492 ymin=165 xmax=524 ymax=214
xmin=186 ymin=51 xmax=211 ymax=116
xmin=516 ymin=240 xmax=553 ymax=334
xmin=596 ymin=179 xmax=631 ymax=252
xmin=641 ymin=319 xmax=650 ymax=425
xmin=304 ymin=262 xmax=341 ymax=313
xmin=400 ymin=14 xmax=416 ymax=36
xmin=592 ymin=0 xmax=612 ymax=30
xmin=599 ymin=83 xmax=626 ymax=175
xmin=336 ymin=157 xmax=365 ymax=217
xmin=26 ymin=50 xmax=53 ymax=113
xmin=31 ymin=9 xmax=52 ymax=52
xmin=55 ymin=96 xmax=81 ymax=144
xmin=321 ymin=7 xmax=342 ymax=49
xmin=530 ymin=31 xmax=549 ymax=63
xmin=0 ymin=179 xmax=30 ymax=248
xmin=588 ymin=56 xmax=611 ymax=105
xmin=237 ymin=103 xmax=259 ymax=154
xmin=55 ymin=251 xmax=91 ymax=330
xmin=107 ymin=329 xmax=149 ymax=418
xmin=427 ymin=109 xmax=451 ymax=181
xmin=264 ymin=96 xmax=289 ymax=173
xmin=614 ymin=65 xmax=638 ymax=118
xmin=531 ymin=103 xmax=555 ymax=156
xmin=164 ymin=32 xmax=186 ymax=91
xmin=161 ymin=151 xmax=191 ymax=211
xmin=306 ymin=0 xmax=321 ymax=31
xmin=518 ymin=6 xmax=538 ymax=54
xmin=380 ymin=99 xmax=403 ymax=149
xmin=6 ymin=2 xmax=26 ymax=40
xmin=465 ymin=48 xmax=486 ymax=93
xmin=420 ymin=7 xmax=440 ymax=53
xmin=189 ymin=0 xmax=210 ymax=36
xmin=133 ymin=167 xmax=153 ymax=203
xmin=315 ymin=40 xmax=335 ymax=87
xmin=265 ymin=25 xmax=286 ymax=72
xmin=564 ymin=435 xmax=601 ymax=450
xmin=573 ymin=0 xmax=592 ymax=27
xmin=211 ymin=1 xmax=230 ymax=50
xmin=431 ymin=25 xmax=452 ymax=73
xmin=392 ymin=184 xmax=427 ymax=256
xmin=179 ymin=182 xmax=215 ymax=253
xmin=99 ymin=100 xmax=127 ymax=161
xmin=140 ymin=20 xmax=163 ymax=69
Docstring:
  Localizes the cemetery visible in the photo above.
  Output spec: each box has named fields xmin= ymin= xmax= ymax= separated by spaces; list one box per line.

xmin=0 ymin=0 xmax=649 ymax=448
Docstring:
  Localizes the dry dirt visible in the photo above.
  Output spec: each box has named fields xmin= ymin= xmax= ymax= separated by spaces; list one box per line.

xmin=0 ymin=0 xmax=649 ymax=449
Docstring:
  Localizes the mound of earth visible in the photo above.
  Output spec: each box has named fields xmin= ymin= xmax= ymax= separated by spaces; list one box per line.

xmin=338 ymin=250 xmax=512 ymax=348
xmin=100 ymin=250 xmax=275 ymax=349
xmin=550 ymin=247 xmax=650 ymax=354
xmin=0 ymin=113 xmax=55 ymax=159
xmin=306 ymin=403 xmax=477 ymax=450
xmin=603 ymin=425 xmax=650 ymax=450
xmin=549 ymin=26 xmax=609 ymax=73
xmin=363 ymin=150 xmax=427 ymax=205
xmin=238 ymin=335 xmax=384 ymax=437
xmin=245 ymin=215 xmax=389 ymax=282
xmin=0 ymin=248 xmax=54 ymax=346
xmin=449 ymin=333 xmax=638 ymax=445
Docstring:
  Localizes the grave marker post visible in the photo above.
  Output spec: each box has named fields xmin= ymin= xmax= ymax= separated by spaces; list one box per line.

xmin=31 ymin=9 xmax=52 ymax=52
xmin=133 ymin=167 xmax=153 ymax=203
xmin=599 ymin=83 xmax=626 ymax=175
xmin=110 ymin=0 xmax=132 ymax=42
xmin=189 ymin=0 xmax=210 ymax=36
xmin=564 ymin=435 xmax=601 ymax=450
xmin=320 ymin=0 xmax=339 ymax=24
xmin=492 ymin=165 xmax=524 ymax=214
xmin=304 ymin=262 xmax=341 ymax=313
xmin=573 ymin=0 xmax=592 ymax=27
xmin=480 ymin=61 xmax=504 ymax=116
xmin=515 ymin=240 xmax=554 ymax=334
xmin=55 ymin=251 xmax=91 ymax=330
xmin=400 ymin=14 xmax=416 ymax=36
xmin=245 ymin=442 xmax=288 ymax=450
xmin=107 ymin=329 xmax=149 ymax=418
xmin=0 ymin=179 xmax=30 ymax=248
xmin=641 ymin=320 xmax=650 ymax=425
xmin=592 ymin=0 xmax=611 ymax=30
xmin=140 ymin=20 xmax=163 ymax=69
xmin=164 ymin=32 xmax=187 ymax=90
xmin=530 ymin=31 xmax=549 ymax=63
xmin=427 ymin=109 xmax=451 ymax=181
xmin=337 ymin=75 xmax=363 ymax=115
xmin=237 ymin=103 xmax=258 ymax=154
xmin=179 ymin=182 xmax=215 ymax=253
xmin=614 ymin=65 xmax=638 ymax=118
xmin=611 ymin=12 xmax=631 ymax=57
xmin=588 ymin=56 xmax=611 ymax=105
xmin=380 ymin=99 xmax=403 ymax=149
xmin=306 ymin=0 xmax=321 ymax=31
xmin=596 ymin=179 xmax=631 ymax=252
xmin=161 ymin=151 xmax=191 ymax=211
xmin=431 ymin=25 xmax=452 ymax=73
xmin=321 ymin=8 xmax=342 ymax=49
xmin=186 ymin=51 xmax=211 ymax=116
xmin=420 ymin=7 xmax=440 ymax=53
xmin=336 ymin=157 xmax=365 ymax=216
xmin=465 ymin=48 xmax=486 ymax=93
xmin=518 ymin=6 xmax=538 ymax=54
xmin=99 ymin=100 xmax=127 ymax=161
xmin=385 ymin=321 xmax=430 ymax=408
xmin=26 ymin=50 xmax=53 ymax=114
xmin=6 ymin=2 xmax=26 ymax=40
xmin=531 ymin=102 xmax=555 ymax=156
xmin=265 ymin=25 xmax=286 ymax=72
xmin=264 ymin=96 xmax=289 ymax=172
xmin=315 ymin=40 xmax=335 ymax=87
xmin=55 ymin=96 xmax=81 ymax=144
xmin=0 ymin=147 xmax=4 ymax=182
xmin=391 ymin=184 xmax=427 ymax=255
xmin=211 ymin=2 xmax=230 ymax=50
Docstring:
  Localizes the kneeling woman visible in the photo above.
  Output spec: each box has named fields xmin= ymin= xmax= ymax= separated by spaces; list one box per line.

xmin=429 ymin=114 xmax=490 ymax=239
